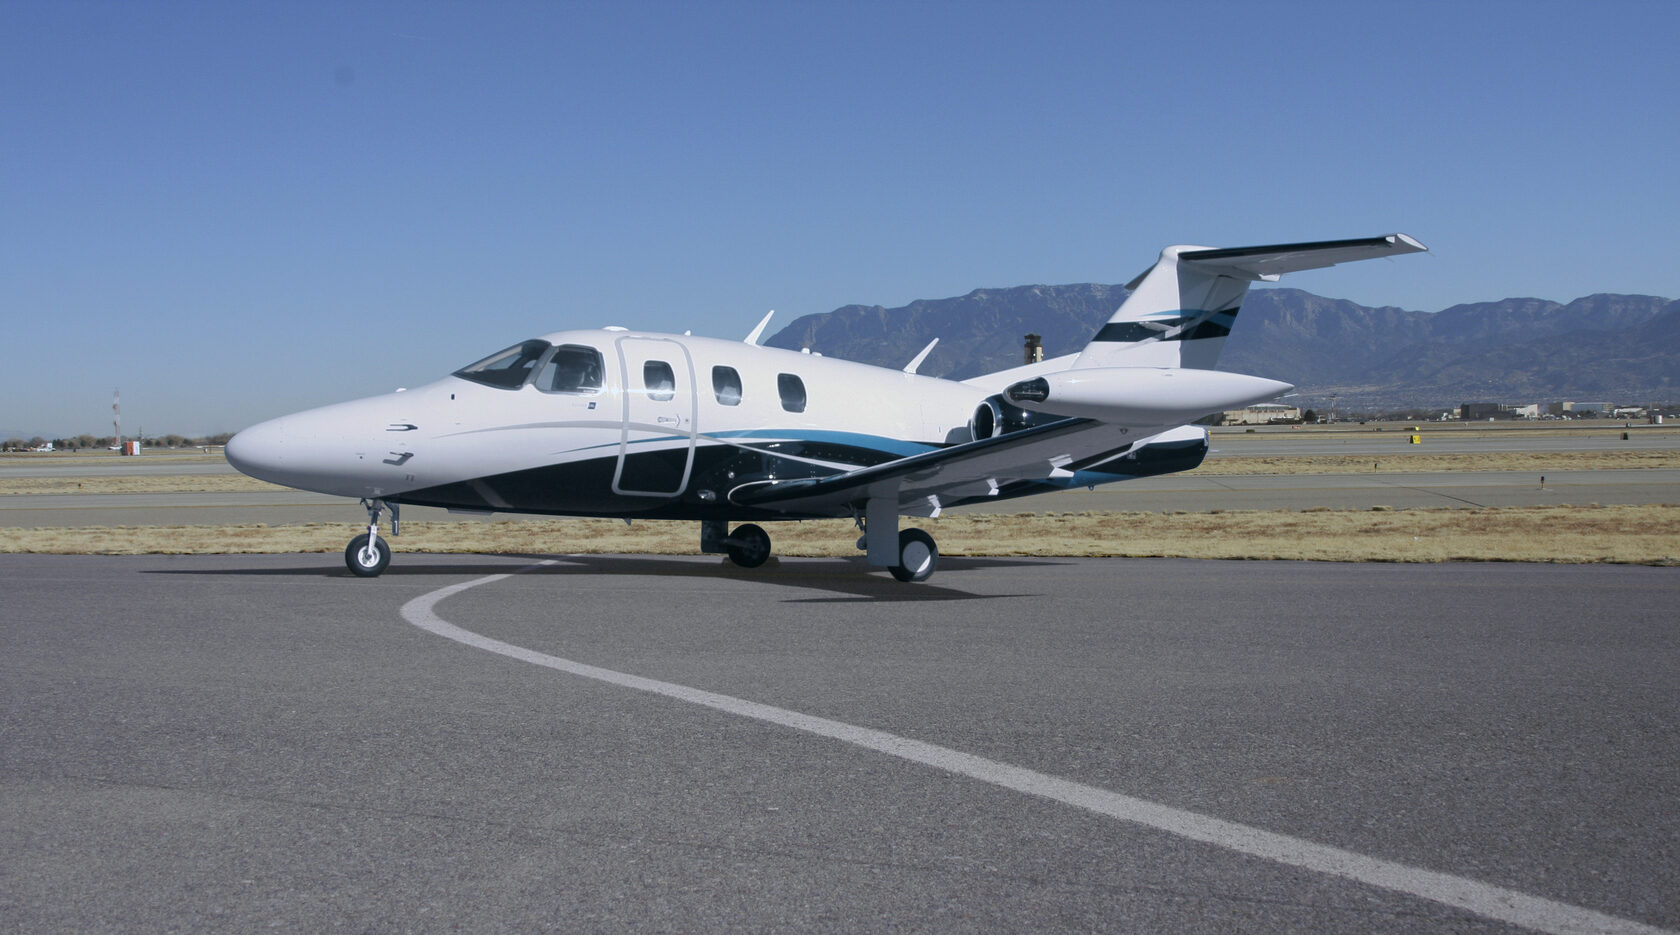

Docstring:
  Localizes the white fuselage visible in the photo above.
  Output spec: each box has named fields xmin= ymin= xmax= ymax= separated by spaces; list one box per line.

xmin=227 ymin=328 xmax=1001 ymax=518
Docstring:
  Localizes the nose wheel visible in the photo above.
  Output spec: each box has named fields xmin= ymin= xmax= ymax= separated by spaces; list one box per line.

xmin=345 ymin=498 xmax=399 ymax=577
xmin=346 ymin=533 xmax=392 ymax=577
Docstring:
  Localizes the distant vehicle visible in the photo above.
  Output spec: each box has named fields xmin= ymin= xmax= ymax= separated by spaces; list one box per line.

xmin=227 ymin=234 xmax=1426 ymax=581
xmin=28 ymin=442 xmax=54 ymax=452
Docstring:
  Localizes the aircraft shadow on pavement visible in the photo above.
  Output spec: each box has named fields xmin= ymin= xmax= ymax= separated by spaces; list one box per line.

xmin=145 ymin=553 xmax=1062 ymax=603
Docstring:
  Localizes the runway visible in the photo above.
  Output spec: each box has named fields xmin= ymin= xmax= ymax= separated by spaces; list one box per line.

xmin=1207 ymin=424 xmax=1680 ymax=457
xmin=3 ymin=553 xmax=1676 ymax=933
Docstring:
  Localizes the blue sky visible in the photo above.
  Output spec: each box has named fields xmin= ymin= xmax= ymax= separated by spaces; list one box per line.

xmin=4 ymin=0 xmax=1677 ymax=436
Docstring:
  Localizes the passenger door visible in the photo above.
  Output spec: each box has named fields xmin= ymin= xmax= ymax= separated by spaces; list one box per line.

xmin=613 ymin=336 xmax=697 ymax=497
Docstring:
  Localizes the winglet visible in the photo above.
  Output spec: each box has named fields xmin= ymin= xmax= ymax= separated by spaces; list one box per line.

xmin=903 ymin=338 xmax=939 ymax=374
xmin=744 ymin=310 xmax=774 ymax=345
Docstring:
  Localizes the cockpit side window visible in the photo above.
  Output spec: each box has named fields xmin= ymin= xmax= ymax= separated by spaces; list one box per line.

xmin=537 ymin=344 xmax=604 ymax=394
xmin=453 ymin=339 xmax=552 ymax=390
xmin=643 ymin=360 xmax=676 ymax=402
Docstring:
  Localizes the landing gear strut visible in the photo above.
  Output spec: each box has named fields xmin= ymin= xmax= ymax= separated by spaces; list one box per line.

xmin=856 ymin=502 xmax=939 ymax=583
xmin=345 ymin=498 xmax=398 ymax=577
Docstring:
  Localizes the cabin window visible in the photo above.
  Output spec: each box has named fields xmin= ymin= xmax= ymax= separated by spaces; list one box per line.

xmin=712 ymin=366 xmax=742 ymax=406
xmin=453 ymin=339 xmax=552 ymax=389
xmin=536 ymin=344 xmax=604 ymax=395
xmin=778 ymin=373 xmax=807 ymax=413
xmin=644 ymin=360 xmax=676 ymax=402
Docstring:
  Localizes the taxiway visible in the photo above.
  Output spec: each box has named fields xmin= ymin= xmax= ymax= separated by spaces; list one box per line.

xmin=3 ymin=553 xmax=1675 ymax=933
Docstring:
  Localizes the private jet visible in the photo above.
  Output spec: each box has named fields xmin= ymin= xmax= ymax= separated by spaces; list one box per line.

xmin=226 ymin=234 xmax=1426 ymax=581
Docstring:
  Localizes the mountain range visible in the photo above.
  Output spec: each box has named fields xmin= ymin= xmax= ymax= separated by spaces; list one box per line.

xmin=765 ymin=286 xmax=1680 ymax=411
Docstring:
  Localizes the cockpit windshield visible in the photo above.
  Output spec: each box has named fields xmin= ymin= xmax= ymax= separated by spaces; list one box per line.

xmin=452 ymin=339 xmax=552 ymax=389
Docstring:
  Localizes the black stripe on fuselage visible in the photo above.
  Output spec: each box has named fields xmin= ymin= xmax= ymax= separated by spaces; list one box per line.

xmin=393 ymin=437 xmax=914 ymax=521
xmin=390 ymin=431 xmax=1203 ymax=521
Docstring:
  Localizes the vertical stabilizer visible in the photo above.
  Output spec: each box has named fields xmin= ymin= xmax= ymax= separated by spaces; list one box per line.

xmin=1073 ymin=245 xmax=1249 ymax=370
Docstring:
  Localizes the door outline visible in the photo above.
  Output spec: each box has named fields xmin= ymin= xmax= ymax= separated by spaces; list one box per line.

xmin=613 ymin=336 xmax=697 ymax=497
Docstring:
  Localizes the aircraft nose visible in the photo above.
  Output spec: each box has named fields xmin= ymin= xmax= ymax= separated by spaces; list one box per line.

xmin=224 ymin=395 xmax=411 ymax=497
xmin=225 ymin=418 xmax=289 ymax=486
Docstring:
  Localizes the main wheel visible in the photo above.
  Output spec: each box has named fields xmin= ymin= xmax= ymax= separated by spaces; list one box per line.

xmin=725 ymin=523 xmax=772 ymax=568
xmin=889 ymin=528 xmax=938 ymax=582
xmin=345 ymin=533 xmax=392 ymax=577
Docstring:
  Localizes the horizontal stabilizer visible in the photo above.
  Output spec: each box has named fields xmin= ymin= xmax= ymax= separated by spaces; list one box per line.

xmin=1170 ymin=233 xmax=1428 ymax=283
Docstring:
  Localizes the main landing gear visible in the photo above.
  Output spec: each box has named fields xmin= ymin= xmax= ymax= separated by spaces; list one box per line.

xmin=701 ymin=520 xmax=772 ymax=569
xmin=888 ymin=528 xmax=938 ymax=583
xmin=700 ymin=514 xmax=939 ymax=582
xmin=860 ymin=496 xmax=939 ymax=583
xmin=345 ymin=498 xmax=398 ymax=577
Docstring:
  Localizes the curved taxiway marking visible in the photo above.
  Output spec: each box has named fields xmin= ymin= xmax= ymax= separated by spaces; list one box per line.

xmin=402 ymin=563 xmax=1670 ymax=935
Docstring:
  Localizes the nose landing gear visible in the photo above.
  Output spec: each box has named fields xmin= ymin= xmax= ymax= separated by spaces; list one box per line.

xmin=346 ymin=498 xmax=399 ymax=577
xmin=346 ymin=532 xmax=391 ymax=577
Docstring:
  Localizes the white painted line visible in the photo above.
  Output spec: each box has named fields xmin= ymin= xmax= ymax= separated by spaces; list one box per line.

xmin=401 ymin=564 xmax=1672 ymax=935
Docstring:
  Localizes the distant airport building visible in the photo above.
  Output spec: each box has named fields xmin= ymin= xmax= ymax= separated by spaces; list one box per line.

xmin=1549 ymin=401 xmax=1613 ymax=418
xmin=1460 ymin=402 xmax=1516 ymax=420
xmin=1221 ymin=403 xmax=1302 ymax=425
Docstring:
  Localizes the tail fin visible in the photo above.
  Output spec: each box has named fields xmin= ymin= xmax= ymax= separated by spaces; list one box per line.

xmin=1073 ymin=234 xmax=1426 ymax=370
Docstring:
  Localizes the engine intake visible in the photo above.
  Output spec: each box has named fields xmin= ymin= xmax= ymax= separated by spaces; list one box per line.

xmin=971 ymin=394 xmax=1062 ymax=440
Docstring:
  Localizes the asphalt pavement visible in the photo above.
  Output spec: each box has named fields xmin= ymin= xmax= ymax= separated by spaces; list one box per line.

xmin=3 ymin=553 xmax=1676 ymax=933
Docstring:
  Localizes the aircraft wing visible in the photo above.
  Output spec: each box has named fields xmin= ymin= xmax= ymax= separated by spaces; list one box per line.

xmin=728 ymin=417 xmax=1138 ymax=517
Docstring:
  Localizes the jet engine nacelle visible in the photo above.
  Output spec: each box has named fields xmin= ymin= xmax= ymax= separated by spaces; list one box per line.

xmin=970 ymin=394 xmax=1063 ymax=440
xmin=1004 ymin=367 xmax=1293 ymax=425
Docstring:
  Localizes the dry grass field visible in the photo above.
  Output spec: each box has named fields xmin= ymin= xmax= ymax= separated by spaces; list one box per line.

xmin=3 ymin=505 xmax=1675 ymax=565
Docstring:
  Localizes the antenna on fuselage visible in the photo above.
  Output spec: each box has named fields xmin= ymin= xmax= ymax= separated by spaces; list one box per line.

xmin=903 ymin=338 xmax=939 ymax=374
xmin=744 ymin=310 xmax=774 ymax=345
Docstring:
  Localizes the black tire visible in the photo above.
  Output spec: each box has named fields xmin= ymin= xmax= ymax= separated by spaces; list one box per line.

xmin=889 ymin=528 xmax=938 ymax=582
xmin=345 ymin=533 xmax=392 ymax=577
xmin=725 ymin=523 xmax=772 ymax=569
